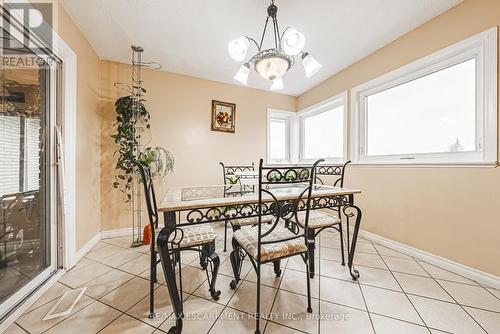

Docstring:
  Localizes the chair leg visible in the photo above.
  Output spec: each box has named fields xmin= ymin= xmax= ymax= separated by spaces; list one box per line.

xmin=305 ymin=252 xmax=313 ymax=313
xmin=223 ymin=220 xmax=228 ymax=252
xmin=307 ymin=229 xmax=316 ymax=279
xmin=200 ymin=245 xmax=208 ymax=269
xmin=255 ymin=262 xmax=261 ymax=334
xmin=229 ymin=238 xmax=242 ymax=289
xmin=338 ymin=223 xmax=346 ymax=266
xmin=176 ymin=250 xmax=184 ymax=313
xmin=149 ymin=247 xmax=157 ymax=318
xmin=204 ymin=241 xmax=221 ymax=300
xmin=273 ymin=259 xmax=282 ymax=277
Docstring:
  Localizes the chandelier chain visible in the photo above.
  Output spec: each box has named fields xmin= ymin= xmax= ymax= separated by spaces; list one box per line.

xmin=259 ymin=16 xmax=270 ymax=51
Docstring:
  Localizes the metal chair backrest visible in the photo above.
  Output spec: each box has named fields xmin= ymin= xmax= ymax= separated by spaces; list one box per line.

xmin=220 ymin=162 xmax=254 ymax=185
xmin=135 ymin=161 xmax=159 ymax=229
xmin=256 ymin=158 xmax=324 ymax=261
xmin=315 ymin=161 xmax=351 ymax=188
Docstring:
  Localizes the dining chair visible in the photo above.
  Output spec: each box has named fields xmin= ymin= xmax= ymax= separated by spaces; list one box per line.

xmin=135 ymin=161 xmax=221 ymax=318
xmin=229 ymin=158 xmax=324 ymax=334
xmin=292 ymin=161 xmax=351 ymax=278
xmin=220 ymin=162 xmax=269 ymax=252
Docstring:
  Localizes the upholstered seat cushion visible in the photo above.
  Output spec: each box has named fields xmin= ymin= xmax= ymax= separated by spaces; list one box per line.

xmin=295 ymin=210 xmax=340 ymax=229
xmin=230 ymin=215 xmax=274 ymax=226
xmin=233 ymin=224 xmax=307 ymax=262
xmin=171 ymin=225 xmax=216 ymax=248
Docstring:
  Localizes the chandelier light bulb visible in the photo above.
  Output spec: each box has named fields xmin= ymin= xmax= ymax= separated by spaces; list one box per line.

xmin=228 ymin=36 xmax=250 ymax=62
xmin=301 ymin=52 xmax=322 ymax=78
xmin=233 ymin=64 xmax=250 ymax=85
xmin=282 ymin=28 xmax=305 ymax=56
xmin=270 ymin=77 xmax=284 ymax=91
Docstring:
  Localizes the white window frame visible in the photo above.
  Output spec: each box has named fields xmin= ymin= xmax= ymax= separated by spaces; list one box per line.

xmin=298 ymin=91 xmax=348 ymax=163
xmin=351 ymin=27 xmax=497 ymax=166
xmin=267 ymin=109 xmax=295 ymax=164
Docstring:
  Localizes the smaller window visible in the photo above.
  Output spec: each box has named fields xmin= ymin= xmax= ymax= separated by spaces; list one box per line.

xmin=298 ymin=92 xmax=347 ymax=163
xmin=267 ymin=109 xmax=293 ymax=164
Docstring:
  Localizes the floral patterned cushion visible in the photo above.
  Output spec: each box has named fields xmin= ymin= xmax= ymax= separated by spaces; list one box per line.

xmin=171 ymin=225 xmax=216 ymax=248
xmin=233 ymin=224 xmax=307 ymax=262
xmin=295 ymin=210 xmax=340 ymax=229
xmin=230 ymin=215 xmax=274 ymax=226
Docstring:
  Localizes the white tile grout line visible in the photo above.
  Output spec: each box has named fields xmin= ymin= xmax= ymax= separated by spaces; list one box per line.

xmin=18 ymin=233 xmax=498 ymax=334
xmin=261 ymin=259 xmax=287 ymax=334
xmin=414 ymin=260 xmax=489 ymax=334
xmin=111 ymin=233 xmax=497 ymax=333
xmin=370 ymin=243 xmax=432 ymax=333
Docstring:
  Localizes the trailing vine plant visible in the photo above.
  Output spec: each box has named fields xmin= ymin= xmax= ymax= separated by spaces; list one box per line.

xmin=111 ymin=95 xmax=174 ymax=201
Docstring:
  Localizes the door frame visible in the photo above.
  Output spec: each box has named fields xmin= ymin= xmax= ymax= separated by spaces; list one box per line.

xmin=0 ymin=1 xmax=78 ymax=328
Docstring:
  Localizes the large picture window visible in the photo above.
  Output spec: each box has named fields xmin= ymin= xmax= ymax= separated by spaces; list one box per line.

xmin=351 ymin=28 xmax=497 ymax=165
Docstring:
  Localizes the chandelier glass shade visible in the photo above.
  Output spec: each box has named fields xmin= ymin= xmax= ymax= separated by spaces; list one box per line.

xmin=270 ymin=77 xmax=284 ymax=91
xmin=253 ymin=49 xmax=293 ymax=80
xmin=233 ymin=64 xmax=250 ymax=85
xmin=228 ymin=37 xmax=250 ymax=62
xmin=228 ymin=0 xmax=321 ymax=91
xmin=301 ymin=52 xmax=322 ymax=78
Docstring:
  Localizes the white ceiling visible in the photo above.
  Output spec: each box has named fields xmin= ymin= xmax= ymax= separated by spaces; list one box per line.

xmin=61 ymin=0 xmax=461 ymax=96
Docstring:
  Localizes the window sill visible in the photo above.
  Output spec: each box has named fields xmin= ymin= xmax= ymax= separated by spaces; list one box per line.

xmin=349 ymin=161 xmax=498 ymax=168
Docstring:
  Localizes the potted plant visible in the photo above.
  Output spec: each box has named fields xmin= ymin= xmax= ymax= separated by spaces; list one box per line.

xmin=111 ymin=95 xmax=174 ymax=201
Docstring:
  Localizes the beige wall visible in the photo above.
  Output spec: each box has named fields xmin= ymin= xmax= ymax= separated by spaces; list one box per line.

xmin=297 ymin=0 xmax=500 ymax=276
xmin=57 ymin=4 xmax=101 ymax=250
xmin=57 ymin=0 xmax=500 ymax=276
xmin=99 ymin=60 xmax=296 ymax=232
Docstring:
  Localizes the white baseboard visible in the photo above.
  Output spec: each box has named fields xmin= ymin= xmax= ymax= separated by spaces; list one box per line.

xmin=0 ymin=270 xmax=65 ymax=333
xmin=359 ymin=229 xmax=500 ymax=290
xmin=100 ymin=227 xmax=134 ymax=239
xmin=73 ymin=232 xmax=101 ymax=267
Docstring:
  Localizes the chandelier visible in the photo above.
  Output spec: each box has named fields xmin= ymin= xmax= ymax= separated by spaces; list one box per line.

xmin=228 ymin=0 xmax=321 ymax=91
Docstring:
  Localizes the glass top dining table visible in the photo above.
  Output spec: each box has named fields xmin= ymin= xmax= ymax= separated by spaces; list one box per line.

xmin=152 ymin=182 xmax=363 ymax=334
xmin=158 ymin=183 xmax=361 ymax=212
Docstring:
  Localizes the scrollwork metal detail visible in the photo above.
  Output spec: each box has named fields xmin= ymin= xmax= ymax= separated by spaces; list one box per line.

xmin=265 ymin=167 xmax=311 ymax=183
xmin=180 ymin=194 xmax=351 ymax=225
xmin=316 ymin=165 xmax=343 ymax=175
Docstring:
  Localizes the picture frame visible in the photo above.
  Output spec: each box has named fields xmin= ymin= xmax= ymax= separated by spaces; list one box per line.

xmin=211 ymin=99 xmax=236 ymax=133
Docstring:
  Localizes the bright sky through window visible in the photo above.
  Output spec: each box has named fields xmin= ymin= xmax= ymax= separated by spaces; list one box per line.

xmin=366 ymin=58 xmax=476 ymax=156
xmin=303 ymin=106 xmax=344 ymax=159
xmin=269 ymin=118 xmax=287 ymax=161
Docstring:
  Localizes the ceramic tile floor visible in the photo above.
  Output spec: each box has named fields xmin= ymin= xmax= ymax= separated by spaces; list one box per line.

xmin=4 ymin=223 xmax=500 ymax=334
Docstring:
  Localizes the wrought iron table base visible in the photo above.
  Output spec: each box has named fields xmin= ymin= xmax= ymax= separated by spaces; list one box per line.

xmin=157 ymin=194 xmax=361 ymax=333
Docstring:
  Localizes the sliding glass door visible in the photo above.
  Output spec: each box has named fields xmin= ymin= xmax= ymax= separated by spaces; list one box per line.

xmin=0 ymin=20 xmax=61 ymax=319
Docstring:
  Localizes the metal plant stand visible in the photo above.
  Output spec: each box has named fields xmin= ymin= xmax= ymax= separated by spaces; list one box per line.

xmin=114 ymin=45 xmax=162 ymax=247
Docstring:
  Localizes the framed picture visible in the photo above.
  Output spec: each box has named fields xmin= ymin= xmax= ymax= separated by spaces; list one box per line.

xmin=211 ymin=100 xmax=236 ymax=133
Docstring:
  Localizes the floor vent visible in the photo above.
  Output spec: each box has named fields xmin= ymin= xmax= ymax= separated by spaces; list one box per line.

xmin=42 ymin=287 xmax=86 ymax=321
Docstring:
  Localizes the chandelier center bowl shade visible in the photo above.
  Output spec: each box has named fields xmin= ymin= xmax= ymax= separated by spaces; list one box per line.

xmin=228 ymin=0 xmax=321 ymax=90
xmin=251 ymin=49 xmax=294 ymax=81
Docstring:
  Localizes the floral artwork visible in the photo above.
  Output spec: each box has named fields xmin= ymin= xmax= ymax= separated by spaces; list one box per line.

xmin=211 ymin=100 xmax=236 ymax=133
